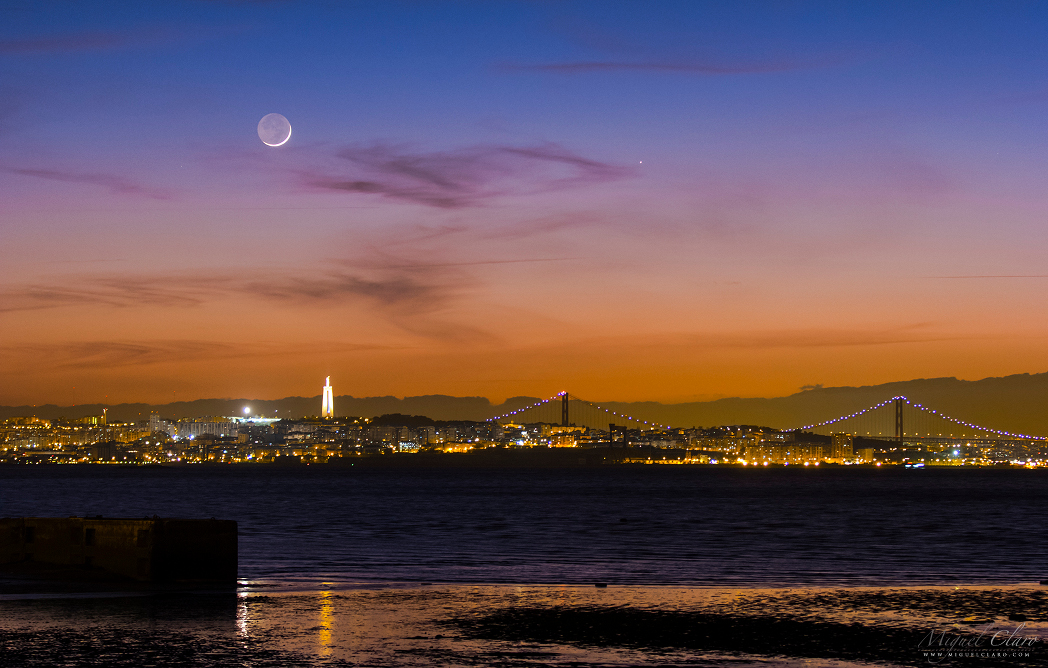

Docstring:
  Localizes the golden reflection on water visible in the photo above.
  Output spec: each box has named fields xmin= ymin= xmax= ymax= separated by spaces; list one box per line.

xmin=227 ymin=584 xmax=1048 ymax=667
xmin=1 ymin=583 xmax=1044 ymax=667
xmin=318 ymin=588 xmax=333 ymax=656
xmin=236 ymin=591 xmax=251 ymax=639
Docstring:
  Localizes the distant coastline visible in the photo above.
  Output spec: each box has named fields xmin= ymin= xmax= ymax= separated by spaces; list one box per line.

xmin=4 ymin=371 xmax=1048 ymax=433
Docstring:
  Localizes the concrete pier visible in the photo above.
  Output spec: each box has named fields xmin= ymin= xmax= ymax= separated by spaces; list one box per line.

xmin=0 ymin=517 xmax=237 ymax=583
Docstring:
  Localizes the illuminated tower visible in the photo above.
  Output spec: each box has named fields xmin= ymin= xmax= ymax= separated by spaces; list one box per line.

xmin=322 ymin=377 xmax=334 ymax=418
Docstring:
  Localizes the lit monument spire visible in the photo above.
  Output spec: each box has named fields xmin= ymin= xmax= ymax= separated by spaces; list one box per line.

xmin=322 ymin=376 xmax=334 ymax=418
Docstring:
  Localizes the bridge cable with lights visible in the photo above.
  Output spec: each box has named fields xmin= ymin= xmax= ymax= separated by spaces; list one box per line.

xmin=788 ymin=395 xmax=1047 ymax=442
xmin=486 ymin=392 xmax=672 ymax=431
xmin=485 ymin=392 xmax=1046 ymax=442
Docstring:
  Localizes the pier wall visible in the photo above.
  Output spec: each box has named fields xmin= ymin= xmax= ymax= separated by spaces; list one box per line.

xmin=0 ymin=517 xmax=237 ymax=583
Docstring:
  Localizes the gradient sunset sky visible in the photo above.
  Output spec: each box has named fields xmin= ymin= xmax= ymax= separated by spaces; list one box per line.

xmin=2 ymin=1 xmax=1048 ymax=406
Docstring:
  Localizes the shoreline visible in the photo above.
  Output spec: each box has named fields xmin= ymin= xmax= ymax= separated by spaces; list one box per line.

xmin=0 ymin=459 xmax=1041 ymax=469
xmin=4 ymin=578 xmax=1048 ymax=596
xmin=1 ymin=583 xmax=1045 ymax=666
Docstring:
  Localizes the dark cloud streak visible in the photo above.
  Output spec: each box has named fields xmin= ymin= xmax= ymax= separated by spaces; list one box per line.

xmin=8 ymin=168 xmax=172 ymax=199
xmin=0 ymin=278 xmax=214 ymax=312
xmin=0 ymin=339 xmax=397 ymax=371
xmin=0 ymin=271 xmax=446 ymax=313
xmin=0 ymin=25 xmax=234 ymax=54
xmin=382 ymin=258 xmax=579 ymax=269
xmin=304 ymin=142 xmax=634 ymax=208
xmin=499 ymin=57 xmax=844 ymax=75
xmin=0 ymin=31 xmax=131 ymax=53
xmin=0 ymin=263 xmax=490 ymax=344
xmin=575 ymin=325 xmax=963 ymax=353
xmin=31 ymin=341 xmax=245 ymax=369
xmin=245 ymin=272 xmax=447 ymax=312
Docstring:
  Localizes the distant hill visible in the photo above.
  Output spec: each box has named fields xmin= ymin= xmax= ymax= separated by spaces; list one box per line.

xmin=0 ymin=395 xmax=542 ymax=424
xmin=3 ymin=372 xmax=1047 ymax=435
xmin=593 ymin=372 xmax=1048 ymax=434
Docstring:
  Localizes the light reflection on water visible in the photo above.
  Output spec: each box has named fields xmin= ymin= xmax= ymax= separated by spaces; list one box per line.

xmin=236 ymin=594 xmax=249 ymax=638
xmin=1 ymin=584 xmax=1045 ymax=666
xmin=318 ymin=588 xmax=333 ymax=657
xmin=226 ymin=584 xmax=902 ymax=667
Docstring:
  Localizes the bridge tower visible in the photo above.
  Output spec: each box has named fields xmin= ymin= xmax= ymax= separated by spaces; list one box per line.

xmin=894 ymin=397 xmax=903 ymax=443
xmin=561 ymin=392 xmax=569 ymax=427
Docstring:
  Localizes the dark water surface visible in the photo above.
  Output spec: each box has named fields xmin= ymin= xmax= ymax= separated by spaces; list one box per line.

xmin=1 ymin=465 xmax=1045 ymax=587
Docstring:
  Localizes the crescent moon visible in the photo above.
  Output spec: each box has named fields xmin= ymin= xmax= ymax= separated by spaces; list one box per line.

xmin=258 ymin=113 xmax=292 ymax=147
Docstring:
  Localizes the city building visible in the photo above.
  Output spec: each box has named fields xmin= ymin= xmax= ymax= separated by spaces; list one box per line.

xmin=831 ymin=433 xmax=854 ymax=461
xmin=743 ymin=443 xmax=823 ymax=464
xmin=175 ymin=417 xmax=239 ymax=439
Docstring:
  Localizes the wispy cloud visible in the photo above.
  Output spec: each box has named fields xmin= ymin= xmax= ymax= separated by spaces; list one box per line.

xmin=687 ymin=328 xmax=959 ymax=349
xmin=499 ymin=56 xmax=843 ymax=75
xmin=877 ymin=157 xmax=954 ymax=199
xmin=575 ymin=325 xmax=962 ymax=352
xmin=0 ymin=262 xmax=490 ymax=343
xmin=477 ymin=212 xmax=608 ymax=241
xmin=0 ymin=270 xmax=448 ymax=312
xmin=0 ymin=339 xmax=394 ymax=371
xmin=7 ymin=168 xmax=173 ymax=199
xmin=382 ymin=257 xmax=579 ymax=269
xmin=246 ymin=271 xmax=450 ymax=312
xmin=0 ymin=276 xmax=215 ymax=312
xmin=22 ymin=340 xmax=247 ymax=369
xmin=0 ymin=25 xmax=230 ymax=55
xmin=0 ymin=31 xmax=132 ymax=54
xmin=303 ymin=141 xmax=634 ymax=208
xmin=245 ymin=263 xmax=494 ymax=343
xmin=0 ymin=90 xmax=23 ymax=123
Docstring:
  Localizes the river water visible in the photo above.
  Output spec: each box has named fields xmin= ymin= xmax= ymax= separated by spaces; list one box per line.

xmin=2 ymin=465 xmax=1046 ymax=667
xmin=1 ymin=465 xmax=1044 ymax=587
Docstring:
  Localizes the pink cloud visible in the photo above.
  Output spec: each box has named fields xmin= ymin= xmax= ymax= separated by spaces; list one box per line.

xmin=7 ymin=168 xmax=173 ymax=200
xmin=302 ymin=142 xmax=634 ymax=208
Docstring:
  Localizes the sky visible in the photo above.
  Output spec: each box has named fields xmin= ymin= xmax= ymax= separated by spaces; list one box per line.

xmin=2 ymin=0 xmax=1048 ymax=406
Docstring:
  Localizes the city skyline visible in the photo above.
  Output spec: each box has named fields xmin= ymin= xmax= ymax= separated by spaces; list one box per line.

xmin=4 ymin=387 xmax=1045 ymax=467
xmin=3 ymin=2 xmax=1048 ymax=406
xmin=6 ymin=370 xmax=1048 ymax=439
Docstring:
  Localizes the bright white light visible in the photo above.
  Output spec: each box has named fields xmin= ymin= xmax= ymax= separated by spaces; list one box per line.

xmin=244 ymin=407 xmax=250 ymax=415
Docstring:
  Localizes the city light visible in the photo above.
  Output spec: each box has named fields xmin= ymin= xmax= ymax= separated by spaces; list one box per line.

xmin=0 ymin=393 xmax=1043 ymax=467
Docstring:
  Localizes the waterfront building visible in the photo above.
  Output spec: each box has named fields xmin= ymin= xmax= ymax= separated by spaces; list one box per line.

xmin=175 ymin=417 xmax=239 ymax=439
xmin=831 ymin=433 xmax=854 ymax=460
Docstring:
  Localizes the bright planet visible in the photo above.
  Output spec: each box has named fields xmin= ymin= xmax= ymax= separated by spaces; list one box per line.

xmin=257 ymin=113 xmax=291 ymax=147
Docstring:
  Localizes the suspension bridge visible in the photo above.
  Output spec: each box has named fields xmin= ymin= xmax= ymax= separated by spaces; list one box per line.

xmin=486 ymin=392 xmax=672 ymax=432
xmin=791 ymin=395 xmax=1046 ymax=444
xmin=486 ymin=392 xmax=1047 ymax=445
